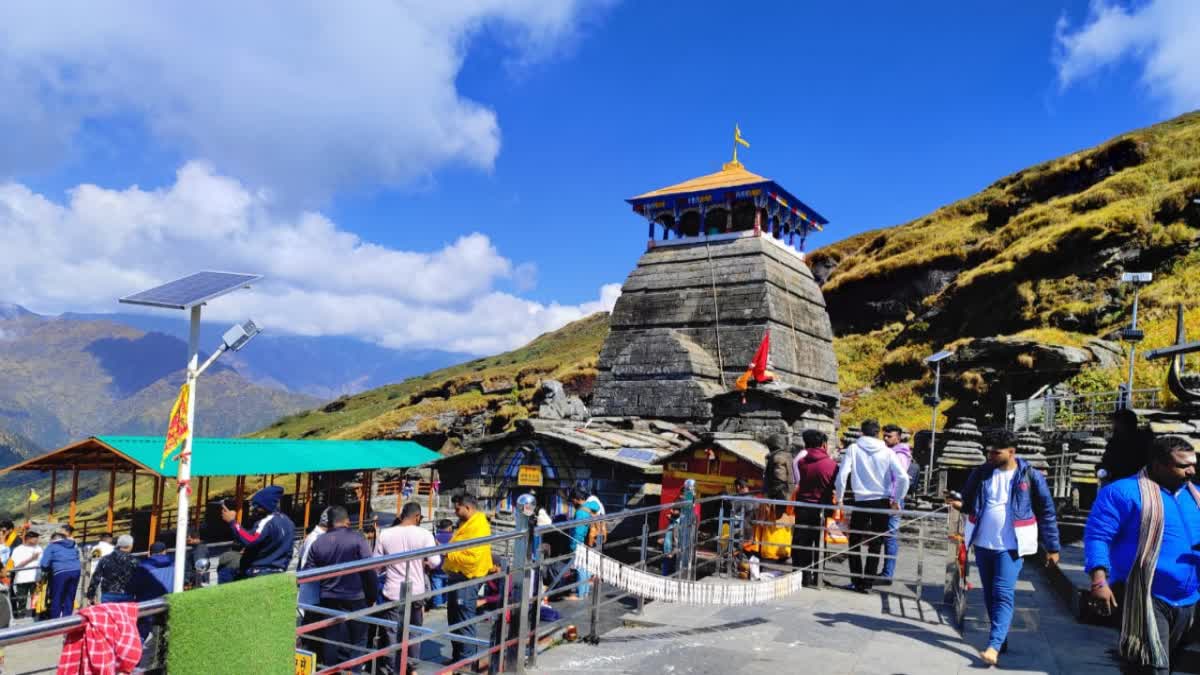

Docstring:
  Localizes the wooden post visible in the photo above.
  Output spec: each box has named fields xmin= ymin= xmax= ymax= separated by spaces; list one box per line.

xmin=294 ymin=473 xmax=301 ymax=500
xmin=148 ymin=476 xmax=162 ymax=549
xmin=130 ymin=471 xmax=138 ymax=514
xmin=203 ymin=476 xmax=210 ymax=511
xmin=357 ymin=470 xmax=373 ymax=530
xmin=49 ymin=469 xmax=58 ymax=521
xmin=235 ymin=476 xmax=245 ymax=523
xmin=303 ymin=473 xmax=313 ymax=532
xmin=68 ymin=466 xmax=80 ymax=528
xmin=396 ymin=480 xmax=403 ymax=521
xmin=106 ymin=467 xmax=117 ymax=533
xmin=428 ymin=468 xmax=437 ymax=523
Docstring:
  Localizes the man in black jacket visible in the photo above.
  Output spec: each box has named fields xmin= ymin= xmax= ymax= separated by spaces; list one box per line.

xmin=303 ymin=506 xmax=378 ymax=672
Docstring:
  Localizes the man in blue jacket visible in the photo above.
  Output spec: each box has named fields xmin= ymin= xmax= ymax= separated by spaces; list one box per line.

xmin=221 ymin=485 xmax=296 ymax=579
xmin=39 ymin=530 xmax=82 ymax=619
xmin=1086 ymin=434 xmax=1200 ymax=674
xmin=950 ymin=429 xmax=1059 ymax=666
xmin=131 ymin=541 xmax=175 ymax=601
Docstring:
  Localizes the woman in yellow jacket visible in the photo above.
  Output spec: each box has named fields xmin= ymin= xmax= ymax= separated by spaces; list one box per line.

xmin=443 ymin=494 xmax=493 ymax=665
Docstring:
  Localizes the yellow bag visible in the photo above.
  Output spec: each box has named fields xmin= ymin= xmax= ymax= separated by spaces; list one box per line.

xmin=755 ymin=522 xmax=793 ymax=561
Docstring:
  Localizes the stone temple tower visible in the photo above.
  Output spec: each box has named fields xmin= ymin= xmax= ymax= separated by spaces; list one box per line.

xmin=590 ymin=153 xmax=840 ymax=433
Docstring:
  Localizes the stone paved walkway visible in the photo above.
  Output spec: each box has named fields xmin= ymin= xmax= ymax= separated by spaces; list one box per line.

xmin=530 ymin=552 xmax=1124 ymax=674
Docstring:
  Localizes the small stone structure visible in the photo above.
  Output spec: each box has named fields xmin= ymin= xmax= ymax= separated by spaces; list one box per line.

xmin=1069 ymin=435 xmax=1105 ymax=484
xmin=935 ymin=416 xmax=985 ymax=493
xmin=1016 ymin=430 xmax=1050 ymax=472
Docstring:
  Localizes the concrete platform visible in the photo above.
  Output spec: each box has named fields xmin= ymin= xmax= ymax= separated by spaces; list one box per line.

xmin=530 ymin=552 xmax=1123 ymax=674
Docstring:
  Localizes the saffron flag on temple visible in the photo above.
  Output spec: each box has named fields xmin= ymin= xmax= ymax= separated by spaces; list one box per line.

xmin=735 ymin=124 xmax=750 ymax=148
xmin=161 ymin=383 xmax=190 ymax=469
xmin=734 ymin=331 xmax=773 ymax=391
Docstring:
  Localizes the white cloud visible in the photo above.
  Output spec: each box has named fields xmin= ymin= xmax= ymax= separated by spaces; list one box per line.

xmin=0 ymin=162 xmax=619 ymax=355
xmin=0 ymin=1 xmax=610 ymax=198
xmin=1054 ymin=0 xmax=1200 ymax=113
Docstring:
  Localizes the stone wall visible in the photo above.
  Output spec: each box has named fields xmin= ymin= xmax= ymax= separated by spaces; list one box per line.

xmin=591 ymin=234 xmax=839 ymax=422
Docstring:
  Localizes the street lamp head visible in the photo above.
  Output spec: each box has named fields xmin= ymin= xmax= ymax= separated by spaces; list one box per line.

xmin=1120 ymin=272 xmax=1153 ymax=284
xmin=222 ymin=320 xmax=262 ymax=352
xmin=925 ymin=350 xmax=953 ymax=365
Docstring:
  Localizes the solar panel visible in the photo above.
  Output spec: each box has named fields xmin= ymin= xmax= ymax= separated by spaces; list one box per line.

xmin=616 ymin=448 xmax=657 ymax=463
xmin=119 ymin=271 xmax=262 ymax=310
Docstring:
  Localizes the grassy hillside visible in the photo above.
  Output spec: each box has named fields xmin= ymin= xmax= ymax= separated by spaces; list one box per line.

xmin=812 ymin=111 xmax=1200 ymax=428
xmin=252 ymin=312 xmax=610 ymax=446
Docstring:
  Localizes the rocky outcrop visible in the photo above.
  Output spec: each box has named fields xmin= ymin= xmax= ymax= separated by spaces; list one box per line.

xmin=535 ymin=380 xmax=589 ymax=421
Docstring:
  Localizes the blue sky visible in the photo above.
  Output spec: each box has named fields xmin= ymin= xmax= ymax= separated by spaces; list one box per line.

xmin=2 ymin=1 xmax=1197 ymax=354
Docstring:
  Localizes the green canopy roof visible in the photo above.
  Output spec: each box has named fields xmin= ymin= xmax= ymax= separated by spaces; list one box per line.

xmin=0 ymin=436 xmax=441 ymax=478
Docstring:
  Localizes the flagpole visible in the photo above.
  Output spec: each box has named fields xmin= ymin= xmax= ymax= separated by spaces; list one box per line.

xmin=172 ymin=305 xmax=201 ymax=593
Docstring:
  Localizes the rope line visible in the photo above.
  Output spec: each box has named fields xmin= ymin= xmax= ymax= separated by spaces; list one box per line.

xmin=572 ymin=546 xmax=805 ymax=605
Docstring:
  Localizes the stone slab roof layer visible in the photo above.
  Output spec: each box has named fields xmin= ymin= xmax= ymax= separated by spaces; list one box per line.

xmin=590 ymin=233 xmax=839 ymax=422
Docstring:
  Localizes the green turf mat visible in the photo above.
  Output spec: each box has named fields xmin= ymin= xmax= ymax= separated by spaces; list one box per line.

xmin=166 ymin=572 xmax=297 ymax=674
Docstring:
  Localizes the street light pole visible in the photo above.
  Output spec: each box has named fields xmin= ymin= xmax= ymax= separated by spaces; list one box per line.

xmin=1125 ymin=287 xmax=1140 ymax=409
xmin=1118 ymin=272 xmax=1152 ymax=411
xmin=172 ymin=306 xmax=202 ymax=593
xmin=926 ymin=360 xmax=941 ymax=492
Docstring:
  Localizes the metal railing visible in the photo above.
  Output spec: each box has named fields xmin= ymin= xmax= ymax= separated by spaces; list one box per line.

xmin=1007 ymin=388 xmax=1159 ymax=432
xmin=291 ymin=495 xmax=957 ymax=674
xmin=0 ymin=496 xmax=963 ymax=674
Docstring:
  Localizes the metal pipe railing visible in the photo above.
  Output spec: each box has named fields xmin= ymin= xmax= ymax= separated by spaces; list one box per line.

xmin=0 ymin=494 xmax=963 ymax=674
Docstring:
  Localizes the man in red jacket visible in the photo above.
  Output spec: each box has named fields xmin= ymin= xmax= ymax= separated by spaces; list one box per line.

xmin=791 ymin=429 xmax=838 ymax=587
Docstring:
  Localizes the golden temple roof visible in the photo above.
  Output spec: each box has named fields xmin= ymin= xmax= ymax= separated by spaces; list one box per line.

xmin=629 ymin=160 xmax=770 ymax=201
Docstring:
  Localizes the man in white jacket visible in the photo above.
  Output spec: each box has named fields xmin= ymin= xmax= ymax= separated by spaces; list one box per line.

xmin=834 ymin=419 xmax=910 ymax=593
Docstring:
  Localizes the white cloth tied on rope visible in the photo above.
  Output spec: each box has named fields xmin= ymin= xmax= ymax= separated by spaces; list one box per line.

xmin=572 ymin=546 xmax=804 ymax=605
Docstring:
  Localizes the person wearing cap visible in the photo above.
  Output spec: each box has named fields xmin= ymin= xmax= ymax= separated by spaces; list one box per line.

xmin=221 ymin=484 xmax=296 ymax=579
xmin=131 ymin=541 xmax=175 ymax=602
xmin=131 ymin=541 xmax=175 ymax=639
xmin=87 ymin=535 xmax=138 ymax=604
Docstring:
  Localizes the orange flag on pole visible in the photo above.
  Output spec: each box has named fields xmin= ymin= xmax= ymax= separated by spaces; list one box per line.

xmin=735 ymin=330 xmax=774 ymax=390
xmin=161 ymin=383 xmax=191 ymax=469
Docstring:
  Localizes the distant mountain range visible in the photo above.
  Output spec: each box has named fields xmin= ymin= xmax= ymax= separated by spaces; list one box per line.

xmin=0 ymin=304 xmax=321 ymax=451
xmin=62 ymin=310 xmax=467 ymax=400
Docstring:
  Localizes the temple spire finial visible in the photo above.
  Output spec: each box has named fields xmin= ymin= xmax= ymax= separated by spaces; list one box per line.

xmin=724 ymin=123 xmax=750 ymax=170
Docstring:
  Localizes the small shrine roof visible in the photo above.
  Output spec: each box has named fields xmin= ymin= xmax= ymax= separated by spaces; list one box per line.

xmin=627 ymin=161 xmax=829 ymax=227
xmin=630 ymin=162 xmax=770 ymax=200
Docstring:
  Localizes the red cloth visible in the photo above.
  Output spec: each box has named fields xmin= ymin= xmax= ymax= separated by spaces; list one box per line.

xmin=57 ymin=603 xmax=142 ymax=675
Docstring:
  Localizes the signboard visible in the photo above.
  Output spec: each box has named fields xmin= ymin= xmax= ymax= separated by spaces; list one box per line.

xmin=517 ymin=465 xmax=543 ymax=487
xmin=295 ymin=649 xmax=316 ymax=675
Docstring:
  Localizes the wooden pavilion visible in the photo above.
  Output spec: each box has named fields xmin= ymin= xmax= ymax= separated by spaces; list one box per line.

xmin=0 ymin=436 xmax=439 ymax=549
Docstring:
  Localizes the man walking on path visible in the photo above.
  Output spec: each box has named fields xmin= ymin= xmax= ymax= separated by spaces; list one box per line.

xmin=304 ymin=506 xmax=378 ymax=672
xmin=951 ymin=429 xmax=1060 ymax=666
xmin=1085 ymin=434 xmax=1200 ymax=674
xmin=40 ymin=529 xmax=82 ymax=619
xmin=834 ymin=420 xmax=910 ymax=593
xmin=375 ymin=502 xmax=441 ymax=674
xmin=791 ymin=429 xmax=838 ymax=587
xmin=221 ymin=485 xmax=296 ymax=579
xmin=880 ymin=424 xmax=914 ymax=583
xmin=443 ymin=493 xmax=493 ymax=666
